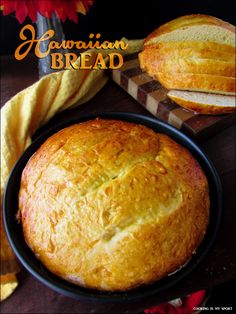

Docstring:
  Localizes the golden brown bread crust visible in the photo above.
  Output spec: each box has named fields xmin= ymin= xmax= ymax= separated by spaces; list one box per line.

xmin=156 ymin=72 xmax=235 ymax=95
xmin=141 ymin=45 xmax=236 ymax=65
xmin=145 ymin=14 xmax=235 ymax=45
xmin=18 ymin=119 xmax=209 ymax=291
xmin=139 ymin=41 xmax=236 ymax=79
xmin=139 ymin=52 xmax=235 ymax=77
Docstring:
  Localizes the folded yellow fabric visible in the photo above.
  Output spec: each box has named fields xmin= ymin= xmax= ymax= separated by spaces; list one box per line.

xmin=0 ymin=39 xmax=143 ymax=301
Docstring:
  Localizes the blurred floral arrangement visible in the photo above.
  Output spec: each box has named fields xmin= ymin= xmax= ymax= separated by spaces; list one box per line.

xmin=0 ymin=0 xmax=94 ymax=23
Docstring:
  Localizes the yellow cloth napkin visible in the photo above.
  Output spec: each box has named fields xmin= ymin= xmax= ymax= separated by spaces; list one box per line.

xmin=0 ymin=39 xmax=143 ymax=301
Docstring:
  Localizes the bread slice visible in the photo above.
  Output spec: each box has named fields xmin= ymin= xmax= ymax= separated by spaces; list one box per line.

xmin=145 ymin=15 xmax=235 ymax=47
xmin=168 ymin=90 xmax=236 ymax=114
xmin=142 ymin=42 xmax=236 ymax=62
xmin=144 ymin=41 xmax=236 ymax=55
xmin=156 ymin=72 xmax=235 ymax=95
xmin=146 ymin=24 xmax=235 ymax=46
xmin=142 ymin=57 xmax=235 ymax=77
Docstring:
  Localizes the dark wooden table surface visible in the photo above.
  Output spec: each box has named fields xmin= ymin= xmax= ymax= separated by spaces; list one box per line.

xmin=1 ymin=55 xmax=236 ymax=314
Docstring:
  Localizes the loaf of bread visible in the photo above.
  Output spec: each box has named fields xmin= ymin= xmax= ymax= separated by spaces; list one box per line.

xmin=139 ymin=15 xmax=236 ymax=112
xmin=18 ymin=119 xmax=209 ymax=291
xmin=168 ymin=90 xmax=236 ymax=114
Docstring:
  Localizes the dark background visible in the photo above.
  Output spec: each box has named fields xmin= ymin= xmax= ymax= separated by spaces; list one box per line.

xmin=0 ymin=0 xmax=235 ymax=55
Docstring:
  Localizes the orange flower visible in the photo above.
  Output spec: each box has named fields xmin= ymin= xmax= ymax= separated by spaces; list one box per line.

xmin=0 ymin=0 xmax=94 ymax=23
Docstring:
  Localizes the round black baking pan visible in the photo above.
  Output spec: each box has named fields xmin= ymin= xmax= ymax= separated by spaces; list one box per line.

xmin=3 ymin=112 xmax=223 ymax=302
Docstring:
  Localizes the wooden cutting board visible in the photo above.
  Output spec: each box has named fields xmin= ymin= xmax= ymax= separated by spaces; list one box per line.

xmin=112 ymin=53 xmax=236 ymax=140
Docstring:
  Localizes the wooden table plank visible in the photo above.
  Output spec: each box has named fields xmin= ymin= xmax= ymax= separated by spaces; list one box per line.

xmin=1 ymin=55 xmax=235 ymax=313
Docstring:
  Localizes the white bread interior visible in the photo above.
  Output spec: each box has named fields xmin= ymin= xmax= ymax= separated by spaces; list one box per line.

xmin=146 ymin=25 xmax=236 ymax=46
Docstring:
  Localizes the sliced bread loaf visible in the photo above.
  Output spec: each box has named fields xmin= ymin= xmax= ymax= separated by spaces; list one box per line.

xmin=145 ymin=15 xmax=235 ymax=47
xmin=168 ymin=90 xmax=236 ymax=114
xmin=139 ymin=15 xmax=236 ymax=100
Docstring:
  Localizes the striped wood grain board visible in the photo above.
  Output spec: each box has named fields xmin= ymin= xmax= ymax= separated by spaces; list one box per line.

xmin=112 ymin=54 xmax=235 ymax=140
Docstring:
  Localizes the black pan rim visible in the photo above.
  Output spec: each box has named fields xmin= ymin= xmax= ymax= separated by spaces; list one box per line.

xmin=3 ymin=112 xmax=223 ymax=302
